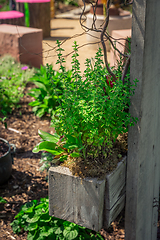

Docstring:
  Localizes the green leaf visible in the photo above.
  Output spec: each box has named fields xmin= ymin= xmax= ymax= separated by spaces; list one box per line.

xmin=63 ymin=144 xmax=78 ymax=150
xmin=27 ymin=230 xmax=38 ymax=240
xmin=63 ymin=229 xmax=78 ymax=240
xmin=39 ymin=212 xmax=52 ymax=222
xmin=33 ymin=141 xmax=64 ymax=155
xmin=33 ymin=81 xmax=47 ymax=92
xmin=70 ymin=152 xmax=80 ymax=158
xmin=59 ymin=155 xmax=68 ymax=162
xmin=26 ymin=215 xmax=40 ymax=223
xmin=38 ymin=129 xmax=60 ymax=143
xmin=36 ymin=108 xmax=46 ymax=118
xmin=25 ymin=206 xmax=35 ymax=213
xmin=26 ymin=223 xmax=38 ymax=231
xmin=0 ymin=197 xmax=7 ymax=203
xmin=10 ymin=220 xmax=21 ymax=234
xmin=55 ymin=227 xmax=63 ymax=235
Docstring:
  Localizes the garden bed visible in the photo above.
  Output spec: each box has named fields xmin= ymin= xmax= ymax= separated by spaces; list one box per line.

xmin=0 ymin=85 xmax=160 ymax=239
xmin=0 ymin=85 xmax=127 ymax=240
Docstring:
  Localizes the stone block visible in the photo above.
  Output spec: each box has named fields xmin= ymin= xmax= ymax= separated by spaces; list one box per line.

xmin=109 ymin=29 xmax=131 ymax=67
xmin=0 ymin=24 xmax=42 ymax=68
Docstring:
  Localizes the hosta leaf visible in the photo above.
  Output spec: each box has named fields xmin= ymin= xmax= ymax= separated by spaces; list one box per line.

xmin=38 ymin=129 xmax=60 ymax=143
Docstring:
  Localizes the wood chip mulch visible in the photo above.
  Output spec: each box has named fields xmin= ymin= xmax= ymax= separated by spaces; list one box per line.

xmin=0 ymin=86 xmax=160 ymax=240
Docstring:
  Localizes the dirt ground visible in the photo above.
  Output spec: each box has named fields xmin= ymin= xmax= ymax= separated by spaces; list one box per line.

xmin=0 ymin=88 xmax=160 ymax=240
xmin=0 ymin=84 xmax=126 ymax=240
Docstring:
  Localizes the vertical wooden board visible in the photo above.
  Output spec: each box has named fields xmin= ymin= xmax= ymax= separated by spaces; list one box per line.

xmin=125 ymin=0 xmax=160 ymax=239
xmin=103 ymin=157 xmax=126 ymax=228
xmin=105 ymin=194 xmax=126 ymax=228
xmin=49 ymin=166 xmax=106 ymax=231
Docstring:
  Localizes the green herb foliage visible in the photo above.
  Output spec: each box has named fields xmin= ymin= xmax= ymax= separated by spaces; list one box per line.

xmin=0 ymin=197 xmax=7 ymax=203
xmin=10 ymin=197 xmax=103 ymax=240
xmin=0 ymin=55 xmax=35 ymax=116
xmin=28 ymin=63 xmax=71 ymax=118
xmin=33 ymin=41 xmax=138 ymax=172
xmin=51 ymin=41 xmax=138 ymax=161
xmin=33 ymin=129 xmax=83 ymax=172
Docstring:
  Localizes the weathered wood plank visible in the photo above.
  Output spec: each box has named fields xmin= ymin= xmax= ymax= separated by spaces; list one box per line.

xmin=49 ymin=157 xmax=126 ymax=231
xmin=49 ymin=166 xmax=106 ymax=231
xmin=104 ymin=157 xmax=126 ymax=228
xmin=125 ymin=0 xmax=160 ymax=239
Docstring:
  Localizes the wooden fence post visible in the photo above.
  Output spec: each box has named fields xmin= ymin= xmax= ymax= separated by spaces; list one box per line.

xmin=125 ymin=0 xmax=160 ymax=239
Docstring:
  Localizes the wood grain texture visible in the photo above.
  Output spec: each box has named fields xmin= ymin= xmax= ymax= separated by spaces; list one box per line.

xmin=49 ymin=166 xmax=106 ymax=231
xmin=16 ymin=2 xmax=50 ymax=38
xmin=49 ymin=157 xmax=126 ymax=231
xmin=103 ymin=157 xmax=126 ymax=228
xmin=125 ymin=0 xmax=160 ymax=239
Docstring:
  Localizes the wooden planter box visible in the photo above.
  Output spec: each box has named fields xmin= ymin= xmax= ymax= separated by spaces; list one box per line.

xmin=49 ymin=156 xmax=126 ymax=231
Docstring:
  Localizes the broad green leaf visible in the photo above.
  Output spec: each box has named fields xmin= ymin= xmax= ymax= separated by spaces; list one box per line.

xmin=36 ymin=108 xmax=46 ymax=118
xmin=63 ymin=229 xmax=78 ymax=240
xmin=26 ymin=223 xmax=38 ymax=231
xmin=33 ymin=141 xmax=64 ymax=155
xmin=27 ymin=230 xmax=38 ymax=240
xmin=0 ymin=197 xmax=7 ymax=203
xmin=38 ymin=129 xmax=60 ymax=143
xmin=33 ymin=81 xmax=47 ymax=92
xmin=26 ymin=215 xmax=40 ymax=223
xmin=28 ymin=101 xmax=40 ymax=107
xmin=55 ymin=227 xmax=63 ymax=235
xmin=39 ymin=212 xmax=52 ymax=222
xmin=25 ymin=206 xmax=34 ymax=213
xmin=70 ymin=152 xmax=80 ymax=158
xmin=32 ymin=142 xmax=41 ymax=153
xmin=63 ymin=144 xmax=78 ymax=150
xmin=66 ymin=134 xmax=77 ymax=144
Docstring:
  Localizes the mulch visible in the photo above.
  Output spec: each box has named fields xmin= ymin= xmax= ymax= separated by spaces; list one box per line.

xmin=0 ymin=85 xmax=160 ymax=240
xmin=0 ymin=84 xmax=126 ymax=240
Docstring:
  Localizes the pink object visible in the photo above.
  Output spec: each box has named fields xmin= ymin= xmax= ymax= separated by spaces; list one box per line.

xmin=0 ymin=11 xmax=24 ymax=20
xmin=16 ymin=0 xmax=50 ymax=2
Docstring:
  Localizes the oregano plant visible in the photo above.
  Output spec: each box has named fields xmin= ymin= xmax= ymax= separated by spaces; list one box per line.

xmin=52 ymin=41 xmax=138 ymax=161
xmin=33 ymin=40 xmax=138 ymax=175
